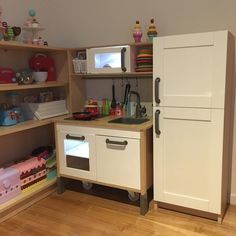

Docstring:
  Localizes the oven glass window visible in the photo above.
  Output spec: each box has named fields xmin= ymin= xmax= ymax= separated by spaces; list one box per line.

xmin=95 ymin=52 xmax=121 ymax=69
xmin=64 ymin=139 xmax=90 ymax=171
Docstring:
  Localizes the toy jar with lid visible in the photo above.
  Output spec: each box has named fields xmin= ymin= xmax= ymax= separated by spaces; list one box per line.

xmin=147 ymin=18 xmax=158 ymax=42
xmin=133 ymin=20 xmax=142 ymax=43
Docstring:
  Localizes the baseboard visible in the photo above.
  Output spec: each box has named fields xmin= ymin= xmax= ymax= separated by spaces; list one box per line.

xmin=230 ymin=194 xmax=236 ymax=205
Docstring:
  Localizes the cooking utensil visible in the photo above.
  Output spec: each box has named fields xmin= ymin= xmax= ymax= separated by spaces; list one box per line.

xmin=111 ymin=83 xmax=116 ymax=108
xmin=123 ymin=82 xmax=131 ymax=105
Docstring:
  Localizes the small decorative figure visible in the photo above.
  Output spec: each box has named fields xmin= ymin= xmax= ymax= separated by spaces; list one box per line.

xmin=12 ymin=26 xmax=21 ymax=38
xmin=133 ymin=20 xmax=142 ymax=43
xmin=6 ymin=26 xmax=14 ymax=41
xmin=24 ymin=9 xmax=40 ymax=27
xmin=147 ymin=18 xmax=158 ymax=42
xmin=23 ymin=9 xmax=47 ymax=45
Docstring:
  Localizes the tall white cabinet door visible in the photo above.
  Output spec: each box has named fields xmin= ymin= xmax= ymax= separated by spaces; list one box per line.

xmin=153 ymin=31 xmax=228 ymax=109
xmin=153 ymin=107 xmax=224 ymax=214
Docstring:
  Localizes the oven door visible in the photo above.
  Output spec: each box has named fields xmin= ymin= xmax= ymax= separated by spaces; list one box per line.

xmin=56 ymin=125 xmax=96 ymax=181
xmin=86 ymin=45 xmax=131 ymax=73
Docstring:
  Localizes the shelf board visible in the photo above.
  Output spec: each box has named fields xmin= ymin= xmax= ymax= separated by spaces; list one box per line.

xmin=0 ymin=178 xmax=56 ymax=214
xmin=71 ymin=72 xmax=153 ymax=79
xmin=0 ymin=41 xmax=67 ymax=52
xmin=0 ymin=118 xmax=55 ymax=136
xmin=0 ymin=81 xmax=68 ymax=91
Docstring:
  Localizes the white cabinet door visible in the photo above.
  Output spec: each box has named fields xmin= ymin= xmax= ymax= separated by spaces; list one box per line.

xmin=153 ymin=107 xmax=224 ymax=214
xmin=57 ymin=125 xmax=96 ymax=180
xmin=96 ymin=135 xmax=140 ymax=189
xmin=153 ymin=31 xmax=228 ymax=109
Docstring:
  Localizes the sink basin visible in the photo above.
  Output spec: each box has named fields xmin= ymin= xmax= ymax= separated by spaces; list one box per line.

xmin=108 ymin=117 xmax=149 ymax=125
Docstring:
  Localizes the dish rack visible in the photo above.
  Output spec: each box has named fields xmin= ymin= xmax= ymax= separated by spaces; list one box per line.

xmin=21 ymin=100 xmax=69 ymax=120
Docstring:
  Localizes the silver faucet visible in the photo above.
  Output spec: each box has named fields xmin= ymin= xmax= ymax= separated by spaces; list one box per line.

xmin=128 ymin=91 xmax=146 ymax=118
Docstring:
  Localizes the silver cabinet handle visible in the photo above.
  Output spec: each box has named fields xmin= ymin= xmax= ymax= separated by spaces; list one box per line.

xmin=106 ymin=138 xmax=128 ymax=146
xmin=155 ymin=110 xmax=161 ymax=135
xmin=155 ymin=77 xmax=161 ymax=104
xmin=66 ymin=134 xmax=85 ymax=141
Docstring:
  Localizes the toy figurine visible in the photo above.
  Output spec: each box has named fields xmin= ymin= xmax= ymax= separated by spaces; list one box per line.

xmin=133 ymin=20 xmax=142 ymax=43
xmin=6 ymin=26 xmax=14 ymax=40
xmin=24 ymin=9 xmax=40 ymax=27
xmin=147 ymin=18 xmax=158 ymax=42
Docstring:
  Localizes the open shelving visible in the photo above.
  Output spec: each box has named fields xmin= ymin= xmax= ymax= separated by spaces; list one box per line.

xmin=0 ymin=41 xmax=70 ymax=221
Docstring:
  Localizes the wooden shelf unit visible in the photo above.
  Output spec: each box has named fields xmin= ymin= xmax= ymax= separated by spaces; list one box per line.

xmin=0 ymin=41 xmax=70 ymax=220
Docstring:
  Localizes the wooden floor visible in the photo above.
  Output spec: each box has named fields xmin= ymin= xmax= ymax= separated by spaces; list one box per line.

xmin=0 ymin=190 xmax=236 ymax=236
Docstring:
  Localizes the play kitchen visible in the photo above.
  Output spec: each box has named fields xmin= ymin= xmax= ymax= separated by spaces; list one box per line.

xmin=55 ymin=44 xmax=153 ymax=215
xmin=55 ymin=108 xmax=153 ymax=215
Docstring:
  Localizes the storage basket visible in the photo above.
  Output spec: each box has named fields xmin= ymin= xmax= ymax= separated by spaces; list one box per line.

xmin=21 ymin=100 xmax=69 ymax=120
xmin=72 ymin=58 xmax=87 ymax=74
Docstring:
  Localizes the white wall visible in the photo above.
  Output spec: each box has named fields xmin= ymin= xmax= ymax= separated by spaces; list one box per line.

xmin=1 ymin=0 xmax=236 ymax=203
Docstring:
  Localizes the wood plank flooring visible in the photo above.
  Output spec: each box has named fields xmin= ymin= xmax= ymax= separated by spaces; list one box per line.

xmin=0 ymin=190 xmax=236 ymax=236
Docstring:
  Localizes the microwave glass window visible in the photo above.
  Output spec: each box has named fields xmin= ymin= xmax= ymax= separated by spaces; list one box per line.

xmin=64 ymin=139 xmax=90 ymax=171
xmin=95 ymin=52 xmax=121 ymax=69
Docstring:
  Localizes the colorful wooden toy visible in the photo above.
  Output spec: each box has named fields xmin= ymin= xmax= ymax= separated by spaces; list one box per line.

xmin=133 ymin=20 xmax=142 ymax=43
xmin=147 ymin=18 xmax=158 ymax=42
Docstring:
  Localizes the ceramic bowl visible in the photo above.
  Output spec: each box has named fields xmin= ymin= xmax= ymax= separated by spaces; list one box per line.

xmin=32 ymin=71 xmax=48 ymax=83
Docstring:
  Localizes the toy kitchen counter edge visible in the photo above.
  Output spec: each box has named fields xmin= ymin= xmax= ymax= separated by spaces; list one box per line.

xmin=53 ymin=115 xmax=153 ymax=132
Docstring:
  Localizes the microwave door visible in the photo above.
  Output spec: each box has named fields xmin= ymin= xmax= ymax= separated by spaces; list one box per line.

xmin=87 ymin=46 xmax=131 ymax=73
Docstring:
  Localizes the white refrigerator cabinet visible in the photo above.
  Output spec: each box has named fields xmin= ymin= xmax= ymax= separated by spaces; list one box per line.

xmin=153 ymin=31 xmax=235 ymax=220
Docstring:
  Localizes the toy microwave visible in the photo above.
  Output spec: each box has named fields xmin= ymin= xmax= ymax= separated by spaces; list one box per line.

xmin=86 ymin=45 xmax=135 ymax=74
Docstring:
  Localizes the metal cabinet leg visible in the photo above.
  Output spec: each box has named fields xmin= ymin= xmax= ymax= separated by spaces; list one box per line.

xmin=57 ymin=177 xmax=66 ymax=194
xmin=140 ymin=192 xmax=149 ymax=215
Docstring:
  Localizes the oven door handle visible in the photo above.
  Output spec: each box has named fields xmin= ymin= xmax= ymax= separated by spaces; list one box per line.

xmin=66 ymin=134 xmax=85 ymax=141
xmin=106 ymin=138 xmax=128 ymax=146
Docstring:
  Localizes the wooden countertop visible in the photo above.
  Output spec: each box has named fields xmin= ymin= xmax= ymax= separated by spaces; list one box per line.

xmin=54 ymin=115 xmax=153 ymax=132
